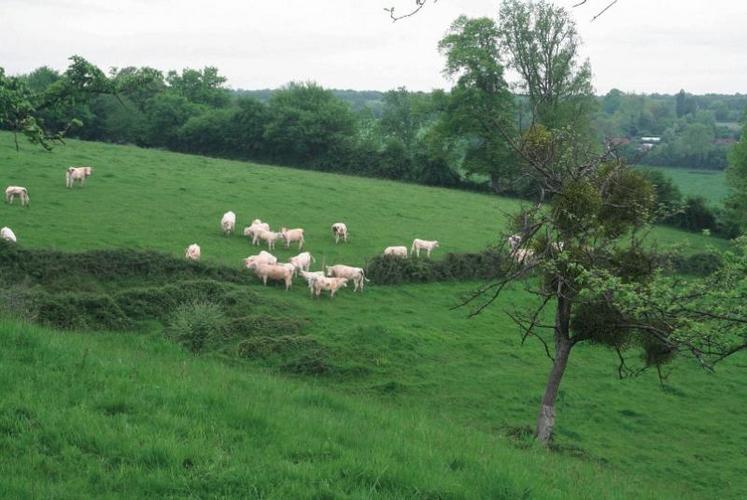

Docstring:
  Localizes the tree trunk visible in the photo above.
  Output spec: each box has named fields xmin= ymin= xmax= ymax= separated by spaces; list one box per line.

xmin=489 ymin=172 xmax=503 ymax=194
xmin=535 ymin=293 xmax=573 ymax=445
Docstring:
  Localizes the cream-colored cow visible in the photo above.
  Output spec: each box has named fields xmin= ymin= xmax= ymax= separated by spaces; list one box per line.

xmin=185 ymin=243 xmax=201 ymax=261
xmin=325 ymin=264 xmax=368 ymax=292
xmin=312 ymin=276 xmax=348 ymax=298
xmin=280 ymin=227 xmax=304 ymax=250
xmin=1 ymin=227 xmax=17 ymax=243
xmin=5 ymin=186 xmax=29 ymax=206
xmin=384 ymin=246 xmax=407 ymax=258
xmin=331 ymin=222 xmax=348 ymax=243
xmin=411 ymin=239 xmax=439 ymax=258
xmin=289 ymin=252 xmax=314 ymax=275
xmin=254 ymin=229 xmax=283 ymax=250
xmin=243 ymin=251 xmax=277 ymax=268
xmin=247 ymin=262 xmax=294 ymax=290
xmin=221 ymin=211 xmax=236 ymax=235
xmin=65 ymin=166 xmax=93 ymax=188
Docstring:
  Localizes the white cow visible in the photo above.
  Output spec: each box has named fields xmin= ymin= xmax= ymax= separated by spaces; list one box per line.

xmin=254 ymin=229 xmax=283 ymax=250
xmin=384 ymin=246 xmax=408 ymax=258
xmin=1 ymin=227 xmax=17 ymax=243
xmin=312 ymin=276 xmax=349 ymax=298
xmin=299 ymin=270 xmax=325 ymax=295
xmin=247 ymin=262 xmax=294 ymax=290
xmin=507 ymin=234 xmax=535 ymax=264
xmin=325 ymin=264 xmax=368 ymax=292
xmin=280 ymin=227 xmax=304 ymax=250
xmin=243 ymin=251 xmax=277 ymax=268
xmin=5 ymin=186 xmax=29 ymax=206
xmin=65 ymin=166 xmax=93 ymax=188
xmin=221 ymin=211 xmax=236 ymax=235
xmin=185 ymin=243 xmax=201 ymax=261
xmin=331 ymin=222 xmax=348 ymax=243
xmin=289 ymin=252 xmax=314 ymax=275
xmin=411 ymin=239 xmax=439 ymax=258
xmin=243 ymin=220 xmax=271 ymax=245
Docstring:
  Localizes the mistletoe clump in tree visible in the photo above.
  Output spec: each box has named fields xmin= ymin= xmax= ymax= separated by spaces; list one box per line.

xmin=464 ymin=124 xmax=747 ymax=445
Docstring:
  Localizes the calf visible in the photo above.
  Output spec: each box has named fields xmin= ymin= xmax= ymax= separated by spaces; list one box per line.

xmin=411 ymin=239 xmax=439 ymax=258
xmin=5 ymin=186 xmax=29 ymax=206
xmin=280 ymin=227 xmax=305 ymax=250
xmin=331 ymin=222 xmax=348 ymax=243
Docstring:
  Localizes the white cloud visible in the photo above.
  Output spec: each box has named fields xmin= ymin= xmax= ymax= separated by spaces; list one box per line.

xmin=1 ymin=0 xmax=745 ymax=94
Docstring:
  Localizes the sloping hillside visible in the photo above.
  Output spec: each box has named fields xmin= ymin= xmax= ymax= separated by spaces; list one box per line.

xmin=1 ymin=133 xmax=744 ymax=498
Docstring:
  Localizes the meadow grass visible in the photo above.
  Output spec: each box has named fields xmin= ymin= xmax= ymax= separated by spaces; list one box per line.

xmin=636 ymin=164 xmax=729 ymax=204
xmin=1 ymin=133 xmax=745 ymax=498
xmin=0 ymin=318 xmax=683 ymax=499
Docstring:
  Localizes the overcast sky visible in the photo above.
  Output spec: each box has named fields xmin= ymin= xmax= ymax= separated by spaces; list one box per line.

xmin=2 ymin=0 xmax=746 ymax=95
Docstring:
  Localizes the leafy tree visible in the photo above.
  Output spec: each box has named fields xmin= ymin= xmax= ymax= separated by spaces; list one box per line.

xmin=166 ymin=67 xmax=230 ymax=108
xmin=726 ymin=118 xmax=747 ymax=231
xmin=438 ymin=16 xmax=517 ymax=192
xmin=263 ymin=82 xmax=356 ymax=166
xmin=462 ymin=125 xmax=747 ymax=445
xmin=379 ymin=87 xmax=434 ymax=148
xmin=144 ymin=93 xmax=202 ymax=148
xmin=497 ymin=0 xmax=595 ymax=131
xmin=602 ymin=88 xmax=624 ymax=115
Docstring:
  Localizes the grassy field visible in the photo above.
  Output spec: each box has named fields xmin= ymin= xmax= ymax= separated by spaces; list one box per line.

xmin=1 ymin=132 xmax=745 ymax=498
xmin=636 ymin=164 xmax=729 ymax=204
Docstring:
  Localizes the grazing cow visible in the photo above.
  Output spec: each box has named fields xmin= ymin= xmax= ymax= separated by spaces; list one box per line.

xmin=384 ymin=245 xmax=408 ymax=258
xmin=243 ymin=250 xmax=277 ymax=268
xmin=254 ymin=229 xmax=283 ymax=250
xmin=5 ymin=186 xmax=29 ymax=206
xmin=221 ymin=211 xmax=236 ymax=235
xmin=247 ymin=262 xmax=294 ymax=290
xmin=411 ymin=239 xmax=439 ymax=258
xmin=280 ymin=227 xmax=304 ymax=250
xmin=331 ymin=222 xmax=348 ymax=243
xmin=65 ymin=166 xmax=93 ymax=188
xmin=312 ymin=276 xmax=348 ymax=298
xmin=185 ymin=243 xmax=201 ymax=261
xmin=299 ymin=270 xmax=325 ymax=295
xmin=507 ymin=234 xmax=535 ymax=264
xmin=1 ymin=227 xmax=17 ymax=243
xmin=289 ymin=252 xmax=314 ymax=275
xmin=325 ymin=264 xmax=368 ymax=292
xmin=243 ymin=221 xmax=271 ymax=245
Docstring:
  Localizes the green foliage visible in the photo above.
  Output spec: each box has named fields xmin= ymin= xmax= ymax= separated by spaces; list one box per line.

xmin=366 ymin=250 xmax=506 ymax=285
xmin=166 ymin=301 xmax=228 ymax=353
xmin=497 ymin=0 xmax=595 ymax=131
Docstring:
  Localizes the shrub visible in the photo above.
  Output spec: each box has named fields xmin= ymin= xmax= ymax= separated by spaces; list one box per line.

xmin=165 ymin=301 xmax=228 ymax=353
xmin=35 ymin=291 xmax=133 ymax=331
xmin=365 ymin=249 xmax=506 ymax=285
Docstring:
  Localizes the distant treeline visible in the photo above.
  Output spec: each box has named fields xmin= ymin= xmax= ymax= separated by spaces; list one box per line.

xmin=6 ymin=65 xmax=745 ymax=200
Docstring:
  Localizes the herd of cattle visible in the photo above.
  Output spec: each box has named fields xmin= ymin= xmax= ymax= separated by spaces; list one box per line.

xmin=2 ymin=166 xmax=448 ymax=298
xmin=184 ymin=211 xmax=443 ymax=298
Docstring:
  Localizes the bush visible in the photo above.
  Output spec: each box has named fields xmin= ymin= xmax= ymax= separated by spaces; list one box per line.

xmin=36 ymin=291 xmax=133 ymax=331
xmin=665 ymin=252 xmax=723 ymax=276
xmin=165 ymin=301 xmax=228 ymax=353
xmin=366 ymin=249 xmax=506 ymax=285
